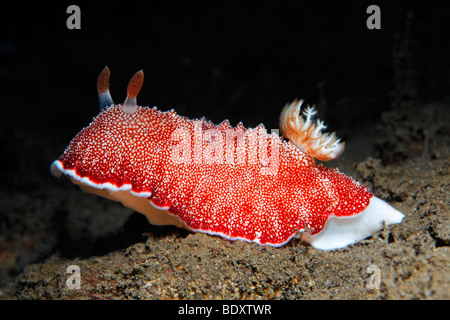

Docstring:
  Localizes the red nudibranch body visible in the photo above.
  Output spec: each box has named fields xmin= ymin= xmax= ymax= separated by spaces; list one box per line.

xmin=51 ymin=67 xmax=404 ymax=250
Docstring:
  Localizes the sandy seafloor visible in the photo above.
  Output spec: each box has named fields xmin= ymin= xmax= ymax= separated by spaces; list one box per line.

xmin=0 ymin=2 xmax=449 ymax=300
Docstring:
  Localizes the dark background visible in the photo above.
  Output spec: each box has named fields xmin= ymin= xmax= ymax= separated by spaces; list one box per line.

xmin=0 ymin=0 xmax=449 ymax=279
xmin=3 ymin=1 xmax=449 ymax=133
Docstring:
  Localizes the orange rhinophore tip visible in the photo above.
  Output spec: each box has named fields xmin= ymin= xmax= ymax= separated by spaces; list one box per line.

xmin=97 ymin=66 xmax=114 ymax=110
xmin=97 ymin=66 xmax=110 ymax=94
xmin=123 ymin=70 xmax=144 ymax=114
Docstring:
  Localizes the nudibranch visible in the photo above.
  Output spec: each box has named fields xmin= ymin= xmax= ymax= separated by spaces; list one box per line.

xmin=51 ymin=67 xmax=404 ymax=250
